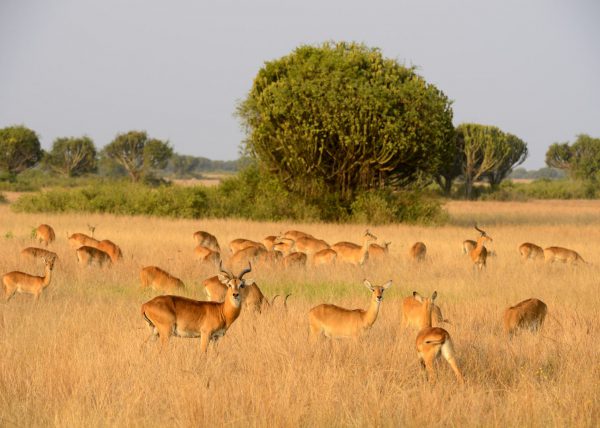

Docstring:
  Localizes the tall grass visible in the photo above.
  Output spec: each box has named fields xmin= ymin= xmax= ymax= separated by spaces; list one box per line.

xmin=0 ymin=201 xmax=599 ymax=427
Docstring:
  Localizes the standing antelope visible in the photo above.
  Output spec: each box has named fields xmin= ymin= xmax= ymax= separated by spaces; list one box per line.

xmin=192 ymin=231 xmax=220 ymax=252
xmin=21 ymin=247 xmax=58 ymax=263
xmin=283 ymin=230 xmax=313 ymax=241
xmin=3 ymin=257 xmax=56 ymax=301
xmin=312 ymin=248 xmax=337 ymax=266
xmin=401 ymin=294 xmax=447 ymax=329
xmin=543 ymin=246 xmax=586 ymax=265
xmin=141 ymin=263 xmax=251 ymax=352
xmin=202 ymin=275 xmax=282 ymax=313
xmin=76 ymin=246 xmax=112 ymax=267
xmin=503 ymin=298 xmax=547 ymax=338
xmin=69 ymin=233 xmax=99 ymax=249
xmin=194 ymin=245 xmax=221 ymax=265
xmin=413 ymin=291 xmax=464 ymax=384
xmin=519 ymin=242 xmax=544 ymax=261
xmin=368 ymin=242 xmax=391 ymax=261
xmin=294 ymin=236 xmax=330 ymax=255
xmin=331 ymin=230 xmax=377 ymax=266
xmin=35 ymin=224 xmax=55 ymax=246
xmin=229 ymin=238 xmax=266 ymax=254
xmin=308 ymin=279 xmax=392 ymax=341
xmin=140 ymin=266 xmax=184 ymax=292
xmin=96 ymin=239 xmax=123 ymax=263
xmin=409 ymin=242 xmax=427 ymax=261
xmin=470 ymin=225 xmax=492 ymax=270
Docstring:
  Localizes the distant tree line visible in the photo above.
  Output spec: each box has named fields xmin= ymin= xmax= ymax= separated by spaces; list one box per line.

xmin=0 ymin=126 xmax=237 ymax=182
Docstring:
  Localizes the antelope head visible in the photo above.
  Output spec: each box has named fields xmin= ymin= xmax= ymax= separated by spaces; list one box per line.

xmin=218 ymin=261 xmax=252 ymax=307
xmin=474 ymin=225 xmax=493 ymax=242
xmin=364 ymin=279 xmax=392 ymax=302
xmin=364 ymin=229 xmax=378 ymax=242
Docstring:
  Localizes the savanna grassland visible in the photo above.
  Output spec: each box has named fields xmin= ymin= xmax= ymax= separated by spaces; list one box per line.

xmin=1 ymin=200 xmax=599 ymax=427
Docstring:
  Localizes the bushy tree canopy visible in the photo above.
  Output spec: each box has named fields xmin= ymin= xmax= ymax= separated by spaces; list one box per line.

xmin=237 ymin=42 xmax=455 ymax=202
xmin=546 ymin=134 xmax=600 ymax=181
xmin=43 ymin=136 xmax=97 ymax=177
xmin=0 ymin=125 xmax=43 ymax=175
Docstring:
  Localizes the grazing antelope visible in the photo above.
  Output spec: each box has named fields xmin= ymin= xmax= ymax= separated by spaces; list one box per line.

xmin=543 ymin=246 xmax=586 ymax=265
xmin=263 ymin=235 xmax=278 ymax=251
xmin=368 ymin=242 xmax=391 ymax=260
xmin=76 ymin=246 xmax=112 ymax=267
xmin=312 ymin=248 xmax=337 ymax=266
xmin=20 ymin=247 xmax=58 ymax=263
xmin=202 ymin=275 xmax=283 ymax=313
xmin=294 ymin=236 xmax=330 ymax=255
xmin=229 ymin=246 xmax=267 ymax=270
xmin=308 ymin=279 xmax=392 ymax=341
xmin=96 ymin=239 xmax=123 ymax=263
xmin=283 ymin=230 xmax=313 ymax=241
xmin=519 ymin=242 xmax=544 ymax=261
xmin=272 ymin=239 xmax=307 ymax=268
xmin=283 ymin=252 xmax=307 ymax=268
xmin=3 ymin=257 xmax=56 ymax=301
xmin=192 ymin=230 xmax=220 ymax=252
xmin=413 ymin=291 xmax=464 ymax=384
xmin=469 ymin=225 xmax=492 ymax=270
xmin=68 ymin=233 xmax=99 ymax=249
xmin=194 ymin=245 xmax=221 ymax=265
xmin=273 ymin=238 xmax=295 ymax=256
xmin=401 ymin=294 xmax=447 ymax=329
xmin=140 ymin=266 xmax=184 ymax=292
xmin=331 ymin=230 xmax=377 ymax=266
xmin=503 ymin=298 xmax=547 ymax=338
xmin=141 ymin=263 xmax=251 ymax=352
xmin=35 ymin=224 xmax=55 ymax=246
xmin=409 ymin=242 xmax=427 ymax=261
xmin=229 ymin=238 xmax=266 ymax=254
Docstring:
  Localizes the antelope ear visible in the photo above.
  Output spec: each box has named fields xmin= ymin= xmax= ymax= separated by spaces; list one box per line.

xmin=413 ymin=291 xmax=424 ymax=303
xmin=363 ymin=279 xmax=374 ymax=291
xmin=382 ymin=280 xmax=392 ymax=289
xmin=431 ymin=291 xmax=438 ymax=302
xmin=217 ymin=274 xmax=229 ymax=284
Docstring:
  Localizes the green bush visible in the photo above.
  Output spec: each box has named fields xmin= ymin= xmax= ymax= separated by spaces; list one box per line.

xmin=481 ymin=179 xmax=600 ymax=200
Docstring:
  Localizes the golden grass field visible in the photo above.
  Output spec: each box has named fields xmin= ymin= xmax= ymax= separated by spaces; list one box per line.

xmin=0 ymin=200 xmax=599 ymax=427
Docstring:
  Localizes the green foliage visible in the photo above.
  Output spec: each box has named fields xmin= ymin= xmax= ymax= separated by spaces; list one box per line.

xmin=509 ymin=167 xmax=566 ymax=180
xmin=484 ymin=133 xmax=528 ymax=188
xmin=481 ymin=179 xmax=600 ymax=200
xmin=545 ymin=142 xmax=572 ymax=170
xmin=167 ymin=154 xmax=238 ymax=178
xmin=0 ymin=192 xmax=6 ymax=204
xmin=43 ymin=136 xmax=97 ymax=177
xmin=102 ymin=130 xmax=173 ymax=182
xmin=0 ymin=125 xmax=43 ymax=175
xmin=238 ymin=41 xmax=455 ymax=203
xmin=545 ymin=135 xmax=600 ymax=183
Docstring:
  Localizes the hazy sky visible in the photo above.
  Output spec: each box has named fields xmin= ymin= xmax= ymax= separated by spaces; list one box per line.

xmin=1 ymin=1 xmax=599 ymax=169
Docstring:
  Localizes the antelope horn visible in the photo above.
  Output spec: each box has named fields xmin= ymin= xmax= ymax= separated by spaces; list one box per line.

xmin=219 ymin=260 xmax=233 ymax=278
xmin=284 ymin=293 xmax=292 ymax=309
xmin=238 ymin=262 xmax=252 ymax=279
xmin=474 ymin=224 xmax=485 ymax=234
xmin=270 ymin=295 xmax=280 ymax=306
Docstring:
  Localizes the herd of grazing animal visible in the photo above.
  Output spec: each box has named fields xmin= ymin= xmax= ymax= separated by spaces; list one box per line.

xmin=1 ymin=222 xmax=586 ymax=384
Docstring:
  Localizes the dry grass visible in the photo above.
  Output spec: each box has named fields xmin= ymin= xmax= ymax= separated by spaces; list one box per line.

xmin=1 ymin=201 xmax=599 ymax=427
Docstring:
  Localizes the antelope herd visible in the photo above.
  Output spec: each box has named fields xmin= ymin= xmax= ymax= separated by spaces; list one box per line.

xmin=1 ymin=221 xmax=588 ymax=384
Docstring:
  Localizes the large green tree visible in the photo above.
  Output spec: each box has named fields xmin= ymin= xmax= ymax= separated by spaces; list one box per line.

xmin=457 ymin=123 xmax=527 ymax=199
xmin=0 ymin=125 xmax=43 ymax=176
xmin=237 ymin=42 xmax=455 ymax=203
xmin=43 ymin=136 xmax=97 ymax=177
xmin=102 ymin=130 xmax=173 ymax=182
xmin=546 ymin=134 xmax=600 ymax=181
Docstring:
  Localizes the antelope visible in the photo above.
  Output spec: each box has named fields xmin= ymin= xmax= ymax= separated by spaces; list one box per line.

xmin=20 ymin=247 xmax=58 ymax=263
xmin=76 ymin=246 xmax=112 ymax=267
xmin=96 ymin=239 xmax=123 ymax=263
xmin=229 ymin=246 xmax=281 ymax=270
xmin=3 ymin=257 xmax=56 ymax=301
xmin=272 ymin=238 xmax=307 ymax=268
xmin=519 ymin=242 xmax=544 ymax=261
xmin=413 ymin=291 xmax=464 ymax=384
xmin=331 ymin=230 xmax=377 ymax=266
xmin=192 ymin=230 xmax=220 ymax=252
xmin=283 ymin=252 xmax=307 ymax=268
xmin=294 ymin=236 xmax=330 ymax=255
xmin=141 ymin=263 xmax=251 ymax=352
xmin=543 ymin=246 xmax=586 ymax=265
xmin=308 ymin=279 xmax=392 ymax=341
xmin=313 ymin=248 xmax=337 ymax=266
xmin=68 ymin=233 xmax=99 ymax=249
xmin=470 ymin=225 xmax=492 ymax=270
xmin=35 ymin=224 xmax=55 ymax=246
xmin=503 ymin=298 xmax=547 ymax=338
xmin=194 ymin=245 xmax=221 ymax=265
xmin=273 ymin=238 xmax=295 ymax=256
xmin=283 ymin=230 xmax=313 ymax=241
xmin=140 ymin=266 xmax=184 ymax=292
xmin=263 ymin=235 xmax=278 ymax=251
xmin=401 ymin=294 xmax=447 ymax=329
xmin=202 ymin=275 xmax=283 ymax=313
xmin=462 ymin=240 xmax=476 ymax=255
xmin=229 ymin=238 xmax=266 ymax=254
xmin=409 ymin=242 xmax=427 ymax=261
xmin=368 ymin=242 xmax=391 ymax=260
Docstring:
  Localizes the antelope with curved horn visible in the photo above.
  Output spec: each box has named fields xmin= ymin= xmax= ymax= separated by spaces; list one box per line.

xmin=192 ymin=230 xmax=220 ymax=252
xmin=543 ymin=246 xmax=586 ymax=265
xmin=76 ymin=246 xmax=112 ymax=267
xmin=470 ymin=225 xmax=492 ymax=270
xmin=518 ymin=242 xmax=544 ymax=261
xmin=413 ymin=291 xmax=464 ymax=384
xmin=308 ymin=279 xmax=392 ymax=341
xmin=141 ymin=263 xmax=251 ymax=352
xmin=409 ymin=242 xmax=427 ymax=261
xmin=503 ymin=298 xmax=547 ymax=338
xmin=140 ymin=266 xmax=184 ymax=292
xmin=35 ymin=224 xmax=55 ymax=246
xmin=331 ymin=230 xmax=377 ymax=266
xmin=3 ymin=256 xmax=56 ymax=301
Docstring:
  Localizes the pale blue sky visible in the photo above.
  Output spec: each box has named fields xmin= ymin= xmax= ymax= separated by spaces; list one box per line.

xmin=1 ymin=0 xmax=598 ymax=168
